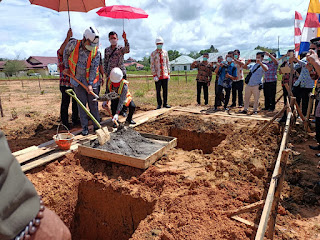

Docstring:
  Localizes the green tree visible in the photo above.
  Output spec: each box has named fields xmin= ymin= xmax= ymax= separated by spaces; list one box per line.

xmin=138 ymin=56 xmax=150 ymax=68
xmin=167 ymin=50 xmax=181 ymax=61
xmin=188 ymin=51 xmax=201 ymax=59
xmin=3 ymin=60 xmax=26 ymax=76
xmin=254 ymin=45 xmax=277 ymax=53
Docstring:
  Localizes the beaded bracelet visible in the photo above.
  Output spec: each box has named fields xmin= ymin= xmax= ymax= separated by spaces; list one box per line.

xmin=14 ymin=196 xmax=45 ymax=240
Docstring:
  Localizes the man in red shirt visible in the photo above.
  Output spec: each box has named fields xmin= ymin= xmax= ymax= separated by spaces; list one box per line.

xmin=57 ymin=28 xmax=79 ymax=129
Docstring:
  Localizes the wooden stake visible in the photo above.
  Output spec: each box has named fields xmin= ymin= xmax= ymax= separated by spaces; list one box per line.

xmin=185 ymin=71 xmax=187 ymax=83
xmin=223 ymin=200 xmax=265 ymax=217
xmin=231 ymin=216 xmax=258 ymax=229
xmin=267 ymin=149 xmax=290 ymax=239
xmin=305 ymin=94 xmax=314 ymax=131
xmin=256 ymin=106 xmax=287 ymax=134
xmin=0 ymin=96 xmax=3 ymax=117
xmin=275 ymin=94 xmax=283 ymax=106
xmin=255 ymin=112 xmax=292 ymax=240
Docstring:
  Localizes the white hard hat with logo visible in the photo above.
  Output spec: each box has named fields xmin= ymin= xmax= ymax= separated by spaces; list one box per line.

xmin=110 ymin=67 xmax=123 ymax=83
xmin=155 ymin=36 xmax=164 ymax=44
xmin=83 ymin=26 xmax=99 ymax=46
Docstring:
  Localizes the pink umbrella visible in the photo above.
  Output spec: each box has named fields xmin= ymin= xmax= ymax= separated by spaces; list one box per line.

xmin=29 ymin=0 xmax=105 ymax=28
xmin=96 ymin=5 xmax=148 ymax=30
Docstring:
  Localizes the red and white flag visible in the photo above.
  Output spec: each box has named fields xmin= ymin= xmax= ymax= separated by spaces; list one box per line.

xmin=295 ymin=11 xmax=303 ymax=57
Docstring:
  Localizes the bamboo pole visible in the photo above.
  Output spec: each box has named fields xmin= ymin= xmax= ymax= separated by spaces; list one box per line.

xmin=267 ymin=149 xmax=290 ymax=239
xmin=255 ymin=112 xmax=292 ymax=240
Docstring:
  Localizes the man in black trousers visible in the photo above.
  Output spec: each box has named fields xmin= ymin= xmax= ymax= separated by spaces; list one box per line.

xmin=191 ymin=53 xmax=212 ymax=105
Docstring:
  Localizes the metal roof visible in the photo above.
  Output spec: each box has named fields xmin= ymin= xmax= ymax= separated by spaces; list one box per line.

xmin=170 ymin=55 xmax=195 ymax=65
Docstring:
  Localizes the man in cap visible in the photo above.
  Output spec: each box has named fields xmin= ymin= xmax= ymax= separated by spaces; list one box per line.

xmin=63 ymin=26 xmax=101 ymax=136
xmin=231 ymin=49 xmax=245 ymax=108
xmin=151 ymin=36 xmax=171 ymax=109
xmin=102 ymin=67 xmax=136 ymax=126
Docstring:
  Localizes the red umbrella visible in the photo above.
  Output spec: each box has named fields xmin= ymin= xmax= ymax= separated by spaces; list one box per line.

xmin=96 ymin=5 xmax=148 ymax=30
xmin=29 ymin=0 xmax=105 ymax=28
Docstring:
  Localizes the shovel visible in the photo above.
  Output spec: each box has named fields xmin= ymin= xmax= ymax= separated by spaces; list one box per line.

xmin=65 ymin=73 xmax=120 ymax=102
xmin=65 ymin=89 xmax=110 ymax=145
xmin=65 ymin=73 xmax=100 ymax=101
xmin=102 ymin=103 xmax=124 ymax=131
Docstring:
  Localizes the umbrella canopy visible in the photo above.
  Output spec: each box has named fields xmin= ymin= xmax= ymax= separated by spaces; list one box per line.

xmin=96 ymin=5 xmax=148 ymax=19
xmin=30 ymin=0 xmax=105 ymax=12
xmin=30 ymin=0 xmax=105 ymax=27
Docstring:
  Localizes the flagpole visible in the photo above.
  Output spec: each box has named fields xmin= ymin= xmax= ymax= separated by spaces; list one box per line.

xmin=289 ymin=13 xmax=295 ymax=92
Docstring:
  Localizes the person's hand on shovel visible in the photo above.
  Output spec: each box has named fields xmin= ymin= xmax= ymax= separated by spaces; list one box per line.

xmin=62 ymin=69 xmax=70 ymax=76
xmin=112 ymin=114 xmax=119 ymax=122
xmin=88 ymin=85 xmax=93 ymax=94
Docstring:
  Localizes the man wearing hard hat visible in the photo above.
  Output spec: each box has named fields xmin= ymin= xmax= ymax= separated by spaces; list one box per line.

xmin=63 ymin=26 xmax=101 ymax=136
xmin=103 ymin=67 xmax=136 ymax=126
xmin=151 ymin=36 xmax=171 ymax=109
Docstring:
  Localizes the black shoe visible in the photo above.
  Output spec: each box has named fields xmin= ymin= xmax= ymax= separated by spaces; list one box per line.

xmin=112 ymin=123 xmax=117 ymax=128
xmin=156 ymin=105 xmax=161 ymax=109
xmin=316 ymin=153 xmax=320 ymax=157
xmin=310 ymin=145 xmax=320 ymax=150
xmin=121 ymin=112 xmax=127 ymax=117
xmin=224 ymin=107 xmax=229 ymax=111
xmin=239 ymin=110 xmax=247 ymax=114
xmin=230 ymin=104 xmax=236 ymax=108
xmin=82 ymin=128 xmax=89 ymax=136
xmin=126 ymin=119 xmax=136 ymax=125
xmin=163 ymin=104 xmax=171 ymax=108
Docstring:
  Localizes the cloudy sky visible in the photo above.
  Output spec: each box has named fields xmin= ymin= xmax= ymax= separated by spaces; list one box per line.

xmin=0 ymin=0 xmax=309 ymax=60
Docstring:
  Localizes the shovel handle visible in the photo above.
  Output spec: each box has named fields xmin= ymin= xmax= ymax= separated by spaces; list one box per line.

xmin=65 ymin=89 xmax=101 ymax=129
xmin=65 ymin=73 xmax=99 ymax=99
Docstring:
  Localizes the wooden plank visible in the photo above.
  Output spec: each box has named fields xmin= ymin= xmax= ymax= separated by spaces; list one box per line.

xmin=78 ymin=144 xmax=146 ymax=169
xmin=305 ymin=94 xmax=314 ymax=131
xmin=16 ymin=145 xmax=56 ymax=164
xmin=255 ymin=112 xmax=292 ymax=240
xmin=22 ymin=144 xmax=79 ymax=172
xmin=231 ymin=216 xmax=258 ymax=229
xmin=13 ymin=145 xmax=38 ymax=157
xmin=223 ymin=200 xmax=265 ymax=217
xmin=78 ymin=134 xmax=177 ymax=169
xmin=174 ymin=107 xmax=271 ymax=121
xmin=256 ymin=107 xmax=287 ymax=134
xmin=17 ymin=134 xmax=94 ymax=164
xmin=144 ymin=137 xmax=177 ymax=168
xmin=132 ymin=107 xmax=176 ymax=127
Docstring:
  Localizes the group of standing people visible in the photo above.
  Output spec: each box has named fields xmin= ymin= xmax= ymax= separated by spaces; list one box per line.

xmin=58 ymin=27 xmax=172 ymax=135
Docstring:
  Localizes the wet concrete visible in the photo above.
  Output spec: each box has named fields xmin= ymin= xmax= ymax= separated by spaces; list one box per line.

xmin=91 ymin=128 xmax=166 ymax=159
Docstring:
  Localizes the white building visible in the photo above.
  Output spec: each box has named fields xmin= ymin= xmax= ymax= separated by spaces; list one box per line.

xmin=169 ymin=55 xmax=195 ymax=71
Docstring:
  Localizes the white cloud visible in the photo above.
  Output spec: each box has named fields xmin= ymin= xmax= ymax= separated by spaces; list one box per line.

xmin=0 ymin=0 xmax=309 ymax=60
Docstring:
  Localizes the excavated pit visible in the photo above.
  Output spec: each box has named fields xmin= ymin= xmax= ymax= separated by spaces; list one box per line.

xmin=71 ymin=180 xmax=155 ymax=240
xmin=168 ymin=127 xmax=227 ymax=154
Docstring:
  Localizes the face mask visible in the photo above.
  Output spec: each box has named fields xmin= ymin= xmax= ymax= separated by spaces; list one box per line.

xmin=203 ymin=57 xmax=208 ymax=61
xmin=227 ymin=57 xmax=233 ymax=62
xmin=268 ymin=58 xmax=272 ymax=62
xmin=85 ymin=44 xmax=95 ymax=51
xmin=110 ymin=39 xmax=118 ymax=46
xmin=157 ymin=44 xmax=163 ymax=49
xmin=286 ymin=57 xmax=289 ymax=60
xmin=234 ymin=55 xmax=238 ymax=59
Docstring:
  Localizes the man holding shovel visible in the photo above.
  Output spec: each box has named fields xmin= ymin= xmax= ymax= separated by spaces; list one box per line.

xmin=102 ymin=67 xmax=136 ymax=127
xmin=63 ymin=26 xmax=101 ymax=136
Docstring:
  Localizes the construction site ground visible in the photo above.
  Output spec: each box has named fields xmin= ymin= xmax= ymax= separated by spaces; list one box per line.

xmin=1 ymin=103 xmax=319 ymax=240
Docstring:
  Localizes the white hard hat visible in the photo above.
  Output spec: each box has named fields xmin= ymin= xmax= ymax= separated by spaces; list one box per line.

xmin=155 ymin=36 xmax=164 ymax=44
xmin=83 ymin=26 xmax=99 ymax=46
xmin=110 ymin=67 xmax=123 ymax=83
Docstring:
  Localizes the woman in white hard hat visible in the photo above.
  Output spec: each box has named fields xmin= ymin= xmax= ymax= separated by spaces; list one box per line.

xmin=150 ymin=36 xmax=171 ymax=109
xmin=103 ymin=67 xmax=136 ymax=126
